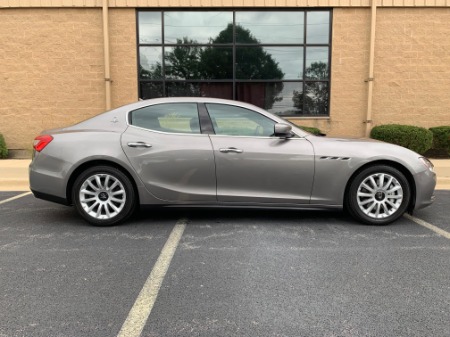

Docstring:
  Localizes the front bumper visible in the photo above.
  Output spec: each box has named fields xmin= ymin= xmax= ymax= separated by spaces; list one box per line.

xmin=413 ymin=168 xmax=436 ymax=210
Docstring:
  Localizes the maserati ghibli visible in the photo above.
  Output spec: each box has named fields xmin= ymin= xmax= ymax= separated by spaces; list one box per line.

xmin=29 ymin=98 xmax=436 ymax=226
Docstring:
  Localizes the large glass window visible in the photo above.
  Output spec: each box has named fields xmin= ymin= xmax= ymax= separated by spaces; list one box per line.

xmin=137 ymin=10 xmax=331 ymax=116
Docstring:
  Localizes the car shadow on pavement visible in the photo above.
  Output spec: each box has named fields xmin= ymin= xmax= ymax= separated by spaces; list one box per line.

xmin=134 ymin=206 xmax=357 ymax=226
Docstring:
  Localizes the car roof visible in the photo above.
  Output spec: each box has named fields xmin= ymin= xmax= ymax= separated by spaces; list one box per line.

xmin=117 ymin=97 xmax=264 ymax=113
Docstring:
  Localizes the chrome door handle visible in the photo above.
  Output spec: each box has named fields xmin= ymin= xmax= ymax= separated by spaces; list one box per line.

xmin=219 ymin=147 xmax=243 ymax=153
xmin=127 ymin=142 xmax=152 ymax=148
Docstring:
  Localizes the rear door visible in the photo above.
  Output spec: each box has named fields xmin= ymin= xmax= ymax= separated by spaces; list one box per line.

xmin=121 ymin=102 xmax=216 ymax=202
xmin=205 ymin=103 xmax=315 ymax=204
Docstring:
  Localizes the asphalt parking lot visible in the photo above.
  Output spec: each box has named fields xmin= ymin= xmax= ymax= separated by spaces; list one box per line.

xmin=1 ymin=191 xmax=449 ymax=337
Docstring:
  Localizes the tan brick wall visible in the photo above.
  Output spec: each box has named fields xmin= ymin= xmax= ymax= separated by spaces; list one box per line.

xmin=109 ymin=8 xmax=138 ymax=108
xmin=372 ymin=8 xmax=450 ymax=129
xmin=0 ymin=8 xmax=137 ymax=151
xmin=0 ymin=8 xmax=104 ymax=150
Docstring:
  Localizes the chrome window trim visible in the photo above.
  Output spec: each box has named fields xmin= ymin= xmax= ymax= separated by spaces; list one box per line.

xmin=125 ymin=101 xmax=307 ymax=138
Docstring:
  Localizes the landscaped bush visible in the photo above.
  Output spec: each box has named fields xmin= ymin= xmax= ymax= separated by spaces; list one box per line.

xmin=370 ymin=124 xmax=433 ymax=154
xmin=0 ymin=133 xmax=8 ymax=159
xmin=429 ymin=126 xmax=450 ymax=155
xmin=298 ymin=126 xmax=322 ymax=135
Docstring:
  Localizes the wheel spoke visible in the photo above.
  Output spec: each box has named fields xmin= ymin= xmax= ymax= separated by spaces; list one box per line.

xmin=110 ymin=197 xmax=125 ymax=204
xmin=359 ymin=198 xmax=374 ymax=206
xmin=369 ymin=176 xmax=377 ymax=189
xmin=105 ymin=204 xmax=111 ymax=218
xmin=375 ymin=203 xmax=381 ymax=218
xmin=95 ymin=175 xmax=103 ymax=189
xmin=361 ymin=183 xmax=375 ymax=192
xmin=366 ymin=202 xmax=377 ymax=214
xmin=383 ymin=176 xmax=393 ymax=189
xmin=357 ymin=192 xmax=373 ymax=198
xmin=111 ymin=190 xmax=124 ymax=196
xmin=87 ymin=201 xmax=99 ymax=213
xmin=96 ymin=204 xmax=103 ymax=218
xmin=378 ymin=174 xmax=385 ymax=188
xmin=87 ymin=180 xmax=99 ymax=191
xmin=387 ymin=194 xmax=402 ymax=200
xmin=109 ymin=202 xmax=120 ymax=213
xmin=81 ymin=189 xmax=96 ymax=196
xmin=104 ymin=175 xmax=110 ymax=190
xmin=385 ymin=199 xmax=397 ymax=209
xmin=387 ymin=185 xmax=402 ymax=193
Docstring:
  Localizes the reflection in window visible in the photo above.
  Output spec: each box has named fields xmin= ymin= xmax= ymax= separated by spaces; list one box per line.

xmin=166 ymin=82 xmax=233 ymax=99
xmin=131 ymin=103 xmax=201 ymax=134
xmin=236 ymin=47 xmax=302 ymax=80
xmin=164 ymin=12 xmax=232 ymax=44
xmin=236 ymin=12 xmax=304 ymax=44
xmin=140 ymin=82 xmax=163 ymax=99
xmin=139 ymin=47 xmax=163 ymax=79
xmin=138 ymin=10 xmax=331 ymax=116
xmin=237 ymin=82 xmax=285 ymax=111
xmin=138 ymin=12 xmax=161 ymax=44
xmin=305 ymin=47 xmax=329 ymax=81
xmin=307 ymin=12 xmax=330 ymax=44
xmin=304 ymin=82 xmax=329 ymax=115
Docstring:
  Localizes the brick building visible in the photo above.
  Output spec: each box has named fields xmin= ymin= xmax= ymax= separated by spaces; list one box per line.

xmin=1 ymin=0 xmax=449 ymax=157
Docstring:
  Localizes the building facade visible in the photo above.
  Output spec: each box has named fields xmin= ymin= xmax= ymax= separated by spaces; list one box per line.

xmin=1 ymin=0 xmax=449 ymax=157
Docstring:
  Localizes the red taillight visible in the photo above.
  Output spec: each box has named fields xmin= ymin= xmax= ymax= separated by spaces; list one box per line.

xmin=33 ymin=135 xmax=53 ymax=152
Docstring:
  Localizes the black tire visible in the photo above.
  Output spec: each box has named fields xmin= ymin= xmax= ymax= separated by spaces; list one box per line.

xmin=346 ymin=165 xmax=411 ymax=225
xmin=72 ymin=165 xmax=136 ymax=226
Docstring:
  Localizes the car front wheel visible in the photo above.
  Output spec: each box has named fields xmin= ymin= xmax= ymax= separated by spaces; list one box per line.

xmin=346 ymin=165 xmax=411 ymax=225
xmin=72 ymin=166 xmax=136 ymax=226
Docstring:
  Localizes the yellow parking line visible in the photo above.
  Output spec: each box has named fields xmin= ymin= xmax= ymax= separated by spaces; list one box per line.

xmin=117 ymin=218 xmax=187 ymax=337
xmin=0 ymin=192 xmax=32 ymax=205
xmin=404 ymin=214 xmax=450 ymax=240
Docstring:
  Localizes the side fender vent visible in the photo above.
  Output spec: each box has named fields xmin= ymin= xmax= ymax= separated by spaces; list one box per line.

xmin=319 ymin=156 xmax=351 ymax=161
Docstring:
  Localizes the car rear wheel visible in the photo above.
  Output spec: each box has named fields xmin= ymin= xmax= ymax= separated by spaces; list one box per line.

xmin=72 ymin=166 xmax=136 ymax=226
xmin=346 ymin=165 xmax=411 ymax=225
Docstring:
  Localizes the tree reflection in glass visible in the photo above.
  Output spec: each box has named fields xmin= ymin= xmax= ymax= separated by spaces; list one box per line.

xmin=144 ymin=24 xmax=285 ymax=107
xmin=293 ymin=62 xmax=329 ymax=115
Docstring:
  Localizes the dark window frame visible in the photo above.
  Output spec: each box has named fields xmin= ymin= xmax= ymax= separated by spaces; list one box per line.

xmin=136 ymin=8 xmax=332 ymax=117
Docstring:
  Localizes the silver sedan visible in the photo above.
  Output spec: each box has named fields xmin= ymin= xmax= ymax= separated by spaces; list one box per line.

xmin=29 ymin=98 xmax=436 ymax=226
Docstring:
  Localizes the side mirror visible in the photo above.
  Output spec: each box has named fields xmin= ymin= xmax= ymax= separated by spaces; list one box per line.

xmin=274 ymin=123 xmax=293 ymax=138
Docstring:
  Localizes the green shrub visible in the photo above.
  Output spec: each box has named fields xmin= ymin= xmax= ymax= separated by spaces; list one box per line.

xmin=299 ymin=126 xmax=322 ymax=135
xmin=429 ymin=126 xmax=450 ymax=155
xmin=0 ymin=134 xmax=8 ymax=159
xmin=370 ymin=124 xmax=433 ymax=154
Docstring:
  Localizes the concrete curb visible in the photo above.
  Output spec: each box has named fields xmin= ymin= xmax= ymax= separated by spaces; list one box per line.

xmin=1 ymin=159 xmax=449 ymax=192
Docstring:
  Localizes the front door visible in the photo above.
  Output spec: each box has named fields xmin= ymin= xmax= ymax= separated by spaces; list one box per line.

xmin=205 ymin=103 xmax=315 ymax=204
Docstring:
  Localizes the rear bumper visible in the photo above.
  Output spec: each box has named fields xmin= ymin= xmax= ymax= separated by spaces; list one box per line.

xmin=31 ymin=189 xmax=69 ymax=206
xmin=29 ymin=154 xmax=70 ymax=204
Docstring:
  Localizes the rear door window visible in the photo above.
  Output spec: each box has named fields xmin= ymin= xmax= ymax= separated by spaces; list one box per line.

xmin=130 ymin=103 xmax=201 ymax=134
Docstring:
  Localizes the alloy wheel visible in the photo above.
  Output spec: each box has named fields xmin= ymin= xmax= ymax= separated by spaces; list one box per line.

xmin=79 ymin=173 xmax=127 ymax=220
xmin=356 ymin=173 xmax=403 ymax=219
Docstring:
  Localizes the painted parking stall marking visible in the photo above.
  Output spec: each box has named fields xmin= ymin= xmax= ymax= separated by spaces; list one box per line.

xmin=404 ymin=213 xmax=450 ymax=240
xmin=0 ymin=192 xmax=31 ymax=205
xmin=117 ymin=218 xmax=187 ymax=337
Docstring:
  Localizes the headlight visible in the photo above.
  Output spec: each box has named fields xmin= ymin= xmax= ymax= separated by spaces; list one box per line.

xmin=419 ymin=157 xmax=434 ymax=172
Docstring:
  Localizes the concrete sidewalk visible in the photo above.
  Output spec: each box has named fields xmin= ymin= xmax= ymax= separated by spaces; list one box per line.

xmin=0 ymin=159 xmax=449 ymax=192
